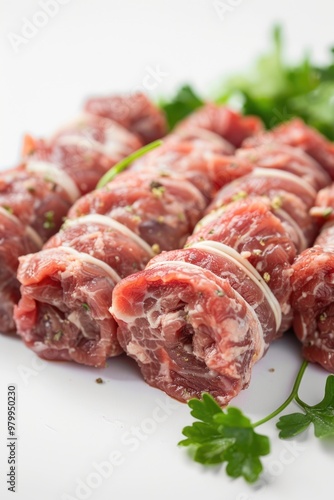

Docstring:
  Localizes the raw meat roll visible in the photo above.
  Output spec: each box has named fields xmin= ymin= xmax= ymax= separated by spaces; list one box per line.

xmin=14 ymin=247 xmax=121 ymax=367
xmin=309 ymin=183 xmax=334 ymax=224
xmin=111 ymin=196 xmax=297 ymax=405
xmin=1 ymin=100 xmax=146 ymax=335
xmin=67 ymin=171 xmax=207 ymax=251
xmin=187 ymin=197 xmax=296 ymax=324
xmin=171 ymin=126 xmax=236 ymax=154
xmin=242 ymin=119 xmax=334 ymax=180
xmin=51 ymin=113 xmax=143 ymax=162
xmin=45 ymin=214 xmax=154 ymax=277
xmin=24 ymin=116 xmax=142 ymax=195
xmin=147 ymin=241 xmax=281 ymax=346
xmin=0 ymin=208 xmax=42 ymax=332
xmin=0 ymin=161 xmax=79 ymax=333
xmin=291 ymin=221 xmax=334 ymax=372
xmin=205 ymin=168 xmax=318 ymax=251
xmin=111 ymin=261 xmax=264 ymax=406
xmin=14 ymin=171 xmax=207 ymax=362
xmin=175 ymin=103 xmax=263 ymax=147
xmin=84 ymin=92 xmax=167 ymax=144
xmin=0 ymin=162 xmax=79 ymax=242
xmin=131 ymin=141 xmax=252 ymax=200
xmin=237 ymin=143 xmax=330 ymax=191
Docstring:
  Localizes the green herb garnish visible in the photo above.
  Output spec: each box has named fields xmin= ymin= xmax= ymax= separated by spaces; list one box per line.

xmin=96 ymin=139 xmax=163 ymax=189
xmin=277 ymin=374 xmax=334 ymax=438
xmin=179 ymin=394 xmax=270 ymax=483
xmin=43 ymin=211 xmax=55 ymax=229
xmin=53 ymin=330 xmax=63 ymax=341
xmin=159 ymin=85 xmax=204 ymax=131
xmin=158 ymin=26 xmax=334 ymax=139
xmin=215 ymin=26 xmax=334 ymax=139
xmin=2 ymin=205 xmax=13 ymax=214
xmin=179 ymin=361 xmax=334 ymax=483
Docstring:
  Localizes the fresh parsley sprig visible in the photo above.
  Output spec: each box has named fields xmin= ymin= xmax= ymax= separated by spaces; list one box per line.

xmin=158 ymin=85 xmax=204 ymax=131
xmin=179 ymin=394 xmax=270 ymax=483
xmin=179 ymin=360 xmax=334 ymax=483
xmin=96 ymin=139 xmax=162 ymax=189
xmin=277 ymin=374 xmax=334 ymax=439
xmin=159 ymin=26 xmax=334 ymax=139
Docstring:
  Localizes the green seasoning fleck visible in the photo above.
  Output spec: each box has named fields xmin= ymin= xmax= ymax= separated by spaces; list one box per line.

xmin=322 ymin=207 xmax=333 ymax=218
xmin=43 ymin=211 xmax=55 ymax=229
xmin=319 ymin=312 xmax=327 ymax=322
xmin=271 ymin=195 xmax=283 ymax=210
xmin=232 ymin=191 xmax=248 ymax=202
xmin=153 ymin=187 xmax=165 ymax=196
xmin=150 ymin=180 xmax=163 ymax=190
xmin=216 ymin=289 xmax=225 ymax=297
xmin=151 ymin=243 xmax=160 ymax=254
xmin=53 ymin=330 xmax=63 ymax=341
xmin=2 ymin=205 xmax=13 ymax=214
xmin=150 ymin=183 xmax=166 ymax=198
xmin=158 ymin=85 xmax=204 ymax=131
xmin=263 ymin=272 xmax=271 ymax=283
xmin=82 ymin=303 xmax=90 ymax=311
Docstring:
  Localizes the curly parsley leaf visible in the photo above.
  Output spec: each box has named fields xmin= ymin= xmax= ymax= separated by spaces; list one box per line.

xmin=214 ymin=25 xmax=334 ymax=139
xmin=187 ymin=391 xmax=223 ymax=423
xmin=159 ymin=85 xmax=204 ymax=131
xmin=179 ymin=362 xmax=334 ymax=482
xmin=277 ymin=375 xmax=334 ymax=439
xmin=161 ymin=26 xmax=334 ymax=138
xmin=179 ymin=394 xmax=270 ymax=483
xmin=275 ymin=412 xmax=312 ymax=439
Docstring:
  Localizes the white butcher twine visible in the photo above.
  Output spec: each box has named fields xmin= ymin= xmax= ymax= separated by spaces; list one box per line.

xmin=26 ymin=160 xmax=81 ymax=203
xmin=252 ymin=167 xmax=317 ymax=201
xmin=62 ymin=214 xmax=154 ymax=257
xmin=55 ymin=119 xmax=135 ymax=159
xmin=52 ymin=111 xmax=135 ymax=154
xmin=144 ymin=259 xmax=265 ymax=364
xmin=173 ymin=126 xmax=235 ymax=153
xmin=50 ymin=112 xmax=104 ymax=136
xmin=190 ymin=240 xmax=282 ymax=333
xmin=274 ymin=207 xmax=307 ymax=251
xmin=193 ymin=205 xmax=225 ymax=232
xmin=0 ymin=207 xmax=43 ymax=248
xmin=25 ymin=225 xmax=43 ymax=249
xmin=153 ymin=173 xmax=208 ymax=203
xmin=56 ymin=134 xmax=108 ymax=154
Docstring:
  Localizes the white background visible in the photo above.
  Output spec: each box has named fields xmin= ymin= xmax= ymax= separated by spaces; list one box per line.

xmin=1 ymin=1 xmax=334 ymax=499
